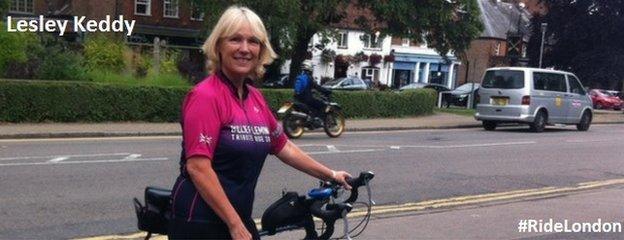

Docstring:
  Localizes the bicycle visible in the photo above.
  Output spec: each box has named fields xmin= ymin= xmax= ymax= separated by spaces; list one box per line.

xmin=133 ymin=171 xmax=375 ymax=240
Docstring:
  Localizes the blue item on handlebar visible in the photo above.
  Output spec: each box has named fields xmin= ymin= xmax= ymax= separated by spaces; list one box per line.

xmin=308 ymin=187 xmax=333 ymax=199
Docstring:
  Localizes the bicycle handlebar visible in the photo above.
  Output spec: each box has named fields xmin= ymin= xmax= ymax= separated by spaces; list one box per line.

xmin=307 ymin=171 xmax=374 ymax=239
xmin=311 ymin=171 xmax=374 ymax=219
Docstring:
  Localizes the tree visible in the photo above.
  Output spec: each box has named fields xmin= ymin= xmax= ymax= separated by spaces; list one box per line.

xmin=527 ymin=0 xmax=624 ymax=90
xmin=190 ymin=0 xmax=482 ymax=86
xmin=0 ymin=0 xmax=8 ymax=17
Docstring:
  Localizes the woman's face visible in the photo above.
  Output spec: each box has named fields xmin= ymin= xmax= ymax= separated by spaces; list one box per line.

xmin=219 ymin=23 xmax=261 ymax=81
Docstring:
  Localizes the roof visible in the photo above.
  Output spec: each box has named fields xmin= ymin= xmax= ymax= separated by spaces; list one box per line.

xmin=486 ymin=67 xmax=575 ymax=75
xmin=477 ymin=0 xmax=532 ymax=41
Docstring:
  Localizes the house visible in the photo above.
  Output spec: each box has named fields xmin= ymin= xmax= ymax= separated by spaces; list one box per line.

xmin=456 ymin=0 xmax=544 ymax=85
xmin=6 ymin=0 xmax=206 ymax=80
xmin=285 ymin=3 xmax=460 ymax=90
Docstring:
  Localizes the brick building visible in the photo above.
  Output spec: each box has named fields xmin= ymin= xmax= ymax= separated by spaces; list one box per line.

xmin=7 ymin=0 xmax=207 ymax=80
xmin=456 ymin=0 xmax=545 ymax=85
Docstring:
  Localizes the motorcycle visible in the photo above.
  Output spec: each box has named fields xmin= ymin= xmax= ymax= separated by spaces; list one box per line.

xmin=277 ymin=94 xmax=345 ymax=138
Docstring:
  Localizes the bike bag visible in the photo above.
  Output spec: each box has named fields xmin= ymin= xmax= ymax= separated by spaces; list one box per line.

xmin=133 ymin=186 xmax=172 ymax=236
xmin=261 ymin=191 xmax=307 ymax=235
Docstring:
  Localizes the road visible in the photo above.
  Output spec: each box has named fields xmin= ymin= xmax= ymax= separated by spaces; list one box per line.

xmin=1 ymin=124 xmax=624 ymax=239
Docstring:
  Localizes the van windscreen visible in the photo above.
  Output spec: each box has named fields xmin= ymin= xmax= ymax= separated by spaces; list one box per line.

xmin=481 ymin=70 xmax=524 ymax=89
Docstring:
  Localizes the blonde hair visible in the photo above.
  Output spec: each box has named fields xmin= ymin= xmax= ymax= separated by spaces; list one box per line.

xmin=202 ymin=6 xmax=277 ymax=79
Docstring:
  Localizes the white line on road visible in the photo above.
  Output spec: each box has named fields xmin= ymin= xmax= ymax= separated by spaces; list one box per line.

xmin=124 ymin=154 xmax=142 ymax=160
xmin=566 ymin=139 xmax=617 ymax=143
xmin=307 ymin=149 xmax=384 ymax=155
xmin=395 ymin=141 xmax=536 ymax=149
xmin=0 ymin=152 xmax=132 ymax=161
xmin=326 ymin=145 xmax=339 ymax=152
xmin=0 ymin=136 xmax=181 ymax=143
xmin=0 ymin=157 xmax=169 ymax=167
xmin=47 ymin=156 xmax=69 ymax=163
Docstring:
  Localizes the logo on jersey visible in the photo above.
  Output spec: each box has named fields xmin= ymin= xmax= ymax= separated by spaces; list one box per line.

xmin=253 ymin=106 xmax=260 ymax=113
xmin=199 ymin=133 xmax=212 ymax=146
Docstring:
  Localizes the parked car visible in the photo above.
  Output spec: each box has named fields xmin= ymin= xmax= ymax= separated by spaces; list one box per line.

xmin=589 ymin=89 xmax=623 ymax=110
xmin=400 ymin=83 xmax=452 ymax=105
xmin=444 ymin=83 xmax=480 ymax=108
xmin=399 ymin=82 xmax=450 ymax=93
xmin=262 ymin=74 xmax=289 ymax=88
xmin=605 ymin=90 xmax=623 ymax=100
xmin=474 ymin=67 xmax=593 ymax=132
xmin=322 ymin=76 xmax=370 ymax=90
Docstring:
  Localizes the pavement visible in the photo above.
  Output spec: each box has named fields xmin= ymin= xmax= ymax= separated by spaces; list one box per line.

xmin=0 ymin=110 xmax=623 ymax=139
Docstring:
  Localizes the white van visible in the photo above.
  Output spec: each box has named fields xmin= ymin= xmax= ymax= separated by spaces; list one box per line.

xmin=474 ymin=67 xmax=593 ymax=132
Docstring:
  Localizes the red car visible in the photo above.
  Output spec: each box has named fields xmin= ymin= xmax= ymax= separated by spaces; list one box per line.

xmin=589 ymin=89 xmax=623 ymax=110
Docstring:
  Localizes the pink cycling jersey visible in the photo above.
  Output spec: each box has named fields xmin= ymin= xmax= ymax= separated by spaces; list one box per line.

xmin=171 ymin=72 xmax=287 ymax=223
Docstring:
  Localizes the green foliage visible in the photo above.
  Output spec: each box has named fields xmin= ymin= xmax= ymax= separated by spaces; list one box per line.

xmin=85 ymin=69 xmax=190 ymax=87
xmin=38 ymin=48 xmax=87 ymax=81
xmin=527 ymin=0 xmax=624 ymax=90
xmin=0 ymin=0 xmax=8 ymax=17
xmin=0 ymin=80 xmax=434 ymax=122
xmin=0 ymin=80 xmax=188 ymax=122
xmin=192 ymin=0 xmax=482 ymax=81
xmin=160 ymin=49 xmax=181 ymax=74
xmin=0 ymin=21 xmax=42 ymax=75
xmin=83 ymin=35 xmax=126 ymax=72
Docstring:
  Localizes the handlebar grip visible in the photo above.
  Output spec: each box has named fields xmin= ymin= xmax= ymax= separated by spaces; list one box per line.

xmin=344 ymin=171 xmax=374 ymax=203
xmin=346 ymin=171 xmax=374 ymax=188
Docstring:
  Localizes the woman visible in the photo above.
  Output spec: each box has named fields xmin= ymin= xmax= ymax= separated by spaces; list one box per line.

xmin=168 ymin=6 xmax=351 ymax=240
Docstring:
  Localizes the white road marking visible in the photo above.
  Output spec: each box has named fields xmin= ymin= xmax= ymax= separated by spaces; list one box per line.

xmin=395 ymin=141 xmax=536 ymax=149
xmin=326 ymin=145 xmax=339 ymax=152
xmin=0 ymin=136 xmax=181 ymax=143
xmin=0 ymin=152 xmax=132 ymax=161
xmin=307 ymin=149 xmax=384 ymax=155
xmin=390 ymin=146 xmax=401 ymax=150
xmin=566 ymin=139 xmax=616 ymax=143
xmin=0 ymin=157 xmax=168 ymax=167
xmin=124 ymin=154 xmax=142 ymax=160
xmin=47 ymin=156 xmax=69 ymax=163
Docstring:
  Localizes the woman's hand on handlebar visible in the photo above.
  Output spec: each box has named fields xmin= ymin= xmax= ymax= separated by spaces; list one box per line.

xmin=332 ymin=170 xmax=352 ymax=190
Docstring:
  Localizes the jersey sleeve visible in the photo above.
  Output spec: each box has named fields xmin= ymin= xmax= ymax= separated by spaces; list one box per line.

xmin=182 ymin=90 xmax=222 ymax=160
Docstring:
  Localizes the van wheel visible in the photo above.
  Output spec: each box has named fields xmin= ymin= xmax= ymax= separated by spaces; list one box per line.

xmin=483 ymin=121 xmax=497 ymax=131
xmin=576 ymin=111 xmax=592 ymax=131
xmin=530 ymin=111 xmax=547 ymax=133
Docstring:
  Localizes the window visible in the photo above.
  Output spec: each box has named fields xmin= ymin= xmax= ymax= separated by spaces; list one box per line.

xmin=482 ymin=70 xmax=524 ymax=89
xmin=164 ymin=0 xmax=179 ymax=18
xmin=533 ymin=72 xmax=567 ymax=92
xmin=9 ymin=0 xmax=34 ymax=13
xmin=190 ymin=2 xmax=204 ymax=21
xmin=361 ymin=67 xmax=379 ymax=82
xmin=402 ymin=38 xmax=410 ymax=47
xmin=363 ymin=34 xmax=381 ymax=49
xmin=494 ymin=42 xmax=501 ymax=56
xmin=135 ymin=0 xmax=150 ymax=15
xmin=568 ymin=75 xmax=586 ymax=95
xmin=337 ymin=32 xmax=348 ymax=49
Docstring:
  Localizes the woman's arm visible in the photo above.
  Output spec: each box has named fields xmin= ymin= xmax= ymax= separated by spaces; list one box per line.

xmin=186 ymin=157 xmax=251 ymax=240
xmin=275 ymin=140 xmax=351 ymax=188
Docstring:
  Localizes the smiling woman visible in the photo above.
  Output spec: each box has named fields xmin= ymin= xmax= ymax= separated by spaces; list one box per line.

xmin=167 ymin=5 xmax=351 ymax=240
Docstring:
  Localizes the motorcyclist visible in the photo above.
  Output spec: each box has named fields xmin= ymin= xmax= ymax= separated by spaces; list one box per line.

xmin=294 ymin=60 xmax=332 ymax=123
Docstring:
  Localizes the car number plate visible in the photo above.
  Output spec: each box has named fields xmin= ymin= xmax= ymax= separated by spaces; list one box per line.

xmin=492 ymin=98 xmax=508 ymax=106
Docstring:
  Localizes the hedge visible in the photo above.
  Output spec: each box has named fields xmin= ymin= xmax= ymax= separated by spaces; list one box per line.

xmin=0 ymin=80 xmax=436 ymax=122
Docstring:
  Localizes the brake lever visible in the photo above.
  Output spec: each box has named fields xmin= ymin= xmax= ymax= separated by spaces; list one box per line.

xmin=365 ymin=178 xmax=375 ymax=205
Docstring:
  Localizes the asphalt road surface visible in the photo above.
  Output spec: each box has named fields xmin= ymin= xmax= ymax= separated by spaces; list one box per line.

xmin=1 ymin=124 xmax=623 ymax=239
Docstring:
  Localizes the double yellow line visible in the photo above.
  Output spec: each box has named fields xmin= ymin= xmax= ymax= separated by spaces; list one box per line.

xmin=78 ymin=178 xmax=624 ymax=240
